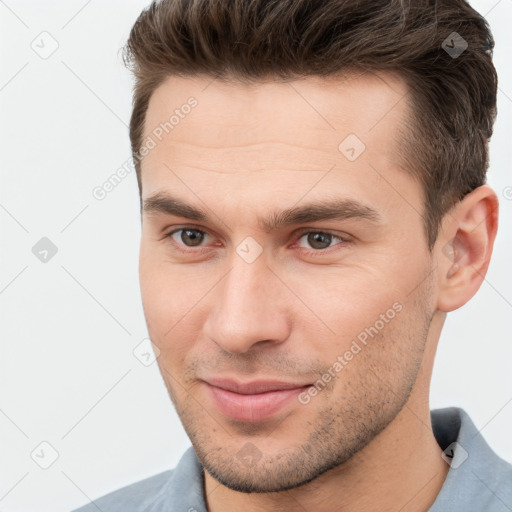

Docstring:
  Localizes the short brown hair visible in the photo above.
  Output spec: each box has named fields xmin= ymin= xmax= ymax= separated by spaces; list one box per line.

xmin=122 ymin=0 xmax=497 ymax=249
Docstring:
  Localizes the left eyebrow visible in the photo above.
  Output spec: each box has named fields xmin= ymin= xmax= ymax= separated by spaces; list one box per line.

xmin=258 ymin=197 xmax=382 ymax=233
xmin=142 ymin=192 xmax=382 ymax=232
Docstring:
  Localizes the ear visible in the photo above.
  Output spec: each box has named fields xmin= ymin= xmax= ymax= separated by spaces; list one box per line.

xmin=435 ymin=185 xmax=499 ymax=313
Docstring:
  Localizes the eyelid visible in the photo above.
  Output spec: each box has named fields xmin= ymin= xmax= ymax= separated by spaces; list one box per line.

xmin=292 ymin=227 xmax=352 ymax=241
xmin=164 ymin=225 xmax=353 ymax=253
xmin=163 ymin=224 xmax=351 ymax=239
xmin=291 ymin=229 xmax=352 ymax=253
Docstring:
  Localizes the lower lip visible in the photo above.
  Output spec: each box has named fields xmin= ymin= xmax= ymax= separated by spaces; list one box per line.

xmin=204 ymin=383 xmax=310 ymax=422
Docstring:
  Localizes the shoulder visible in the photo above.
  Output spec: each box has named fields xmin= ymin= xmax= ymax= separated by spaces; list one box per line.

xmin=430 ymin=407 xmax=512 ymax=511
xmin=70 ymin=469 xmax=174 ymax=512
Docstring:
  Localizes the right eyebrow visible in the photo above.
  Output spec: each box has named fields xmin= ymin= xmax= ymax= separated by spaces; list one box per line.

xmin=143 ymin=193 xmax=209 ymax=222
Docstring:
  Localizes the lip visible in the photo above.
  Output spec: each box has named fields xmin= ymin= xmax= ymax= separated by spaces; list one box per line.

xmin=202 ymin=378 xmax=311 ymax=422
xmin=204 ymin=377 xmax=311 ymax=394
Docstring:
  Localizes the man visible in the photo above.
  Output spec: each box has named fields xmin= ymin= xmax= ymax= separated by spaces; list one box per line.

xmin=73 ymin=0 xmax=511 ymax=510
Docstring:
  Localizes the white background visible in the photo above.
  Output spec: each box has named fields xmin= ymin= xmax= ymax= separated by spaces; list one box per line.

xmin=0 ymin=1 xmax=511 ymax=511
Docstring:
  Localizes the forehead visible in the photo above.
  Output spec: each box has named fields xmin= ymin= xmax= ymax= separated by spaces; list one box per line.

xmin=143 ymin=72 xmax=408 ymax=156
xmin=139 ymin=71 xmax=419 ymax=220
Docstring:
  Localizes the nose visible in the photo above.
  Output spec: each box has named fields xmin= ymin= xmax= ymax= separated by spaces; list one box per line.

xmin=202 ymin=250 xmax=291 ymax=354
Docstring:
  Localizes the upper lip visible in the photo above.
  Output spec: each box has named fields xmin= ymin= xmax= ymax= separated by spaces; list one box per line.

xmin=203 ymin=377 xmax=311 ymax=395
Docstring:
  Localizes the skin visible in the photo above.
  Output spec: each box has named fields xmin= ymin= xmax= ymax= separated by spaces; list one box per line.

xmin=138 ymin=71 xmax=498 ymax=512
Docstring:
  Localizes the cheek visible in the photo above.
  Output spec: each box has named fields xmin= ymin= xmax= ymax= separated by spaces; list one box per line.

xmin=287 ymin=259 xmax=429 ymax=377
xmin=323 ymin=298 xmax=427 ymax=406
xmin=139 ymin=258 xmax=168 ymax=326
xmin=139 ymin=247 xmax=213 ymax=364
xmin=289 ymin=266 xmax=404 ymax=339
xmin=139 ymin=243 xmax=190 ymax=319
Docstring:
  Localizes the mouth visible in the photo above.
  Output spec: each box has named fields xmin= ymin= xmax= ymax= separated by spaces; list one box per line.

xmin=201 ymin=377 xmax=312 ymax=422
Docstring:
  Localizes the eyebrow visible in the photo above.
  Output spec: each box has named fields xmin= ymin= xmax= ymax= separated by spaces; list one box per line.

xmin=142 ymin=192 xmax=382 ymax=232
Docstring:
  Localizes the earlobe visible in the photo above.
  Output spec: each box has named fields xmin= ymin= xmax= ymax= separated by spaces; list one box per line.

xmin=436 ymin=185 xmax=499 ymax=313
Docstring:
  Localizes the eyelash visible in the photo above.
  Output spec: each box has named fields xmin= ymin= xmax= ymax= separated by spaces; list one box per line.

xmin=163 ymin=226 xmax=351 ymax=256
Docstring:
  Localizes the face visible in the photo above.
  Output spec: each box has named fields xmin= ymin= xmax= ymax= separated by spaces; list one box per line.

xmin=139 ymin=72 xmax=437 ymax=493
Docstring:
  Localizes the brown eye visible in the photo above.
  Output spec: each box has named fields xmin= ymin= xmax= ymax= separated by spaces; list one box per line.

xmin=305 ymin=232 xmax=333 ymax=250
xmin=296 ymin=231 xmax=344 ymax=251
xmin=168 ymin=228 xmax=207 ymax=247
xmin=179 ymin=229 xmax=205 ymax=246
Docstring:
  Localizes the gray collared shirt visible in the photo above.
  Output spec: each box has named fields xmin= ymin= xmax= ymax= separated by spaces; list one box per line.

xmin=71 ymin=407 xmax=512 ymax=511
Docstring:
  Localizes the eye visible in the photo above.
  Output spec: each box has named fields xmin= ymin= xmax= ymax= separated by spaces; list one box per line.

xmin=294 ymin=230 xmax=348 ymax=252
xmin=166 ymin=228 xmax=209 ymax=249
